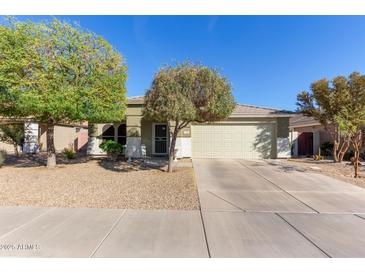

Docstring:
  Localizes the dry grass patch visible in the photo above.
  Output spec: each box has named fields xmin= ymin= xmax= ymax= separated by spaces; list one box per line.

xmin=0 ymin=160 xmax=199 ymax=210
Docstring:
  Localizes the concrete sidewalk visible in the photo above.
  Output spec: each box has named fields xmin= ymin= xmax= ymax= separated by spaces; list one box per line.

xmin=0 ymin=207 xmax=208 ymax=258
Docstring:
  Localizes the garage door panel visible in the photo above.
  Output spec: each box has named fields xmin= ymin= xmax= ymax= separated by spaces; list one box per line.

xmin=192 ymin=124 xmax=273 ymax=159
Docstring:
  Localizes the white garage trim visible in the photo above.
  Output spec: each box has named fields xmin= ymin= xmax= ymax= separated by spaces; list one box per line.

xmin=191 ymin=123 xmax=276 ymax=159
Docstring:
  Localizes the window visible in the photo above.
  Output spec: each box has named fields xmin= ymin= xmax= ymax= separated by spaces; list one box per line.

xmin=117 ymin=124 xmax=127 ymax=145
xmin=102 ymin=124 xmax=115 ymax=141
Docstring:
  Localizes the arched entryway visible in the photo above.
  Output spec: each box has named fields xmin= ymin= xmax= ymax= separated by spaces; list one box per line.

xmin=101 ymin=123 xmax=127 ymax=146
xmin=101 ymin=124 xmax=115 ymax=141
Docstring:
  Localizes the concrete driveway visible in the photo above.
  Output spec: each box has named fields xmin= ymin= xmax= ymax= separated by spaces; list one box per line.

xmin=1 ymin=159 xmax=365 ymax=258
xmin=194 ymin=159 xmax=365 ymax=257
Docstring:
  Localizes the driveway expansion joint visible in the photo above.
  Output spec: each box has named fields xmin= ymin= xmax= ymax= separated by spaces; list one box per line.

xmin=354 ymin=214 xmax=365 ymax=221
xmin=276 ymin=213 xmax=331 ymax=258
xmin=238 ymin=161 xmax=320 ymax=214
xmin=207 ymin=191 xmax=246 ymax=212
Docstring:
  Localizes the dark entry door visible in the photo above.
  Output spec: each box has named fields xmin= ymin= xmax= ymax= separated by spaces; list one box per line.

xmin=154 ymin=124 xmax=168 ymax=154
xmin=298 ymin=132 xmax=313 ymax=156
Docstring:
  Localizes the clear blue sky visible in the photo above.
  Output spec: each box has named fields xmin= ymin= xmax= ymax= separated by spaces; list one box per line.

xmin=6 ymin=16 xmax=365 ymax=111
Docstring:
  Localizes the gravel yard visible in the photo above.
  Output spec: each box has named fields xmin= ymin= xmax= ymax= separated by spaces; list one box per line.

xmin=0 ymin=159 xmax=199 ymax=210
xmin=276 ymin=158 xmax=365 ymax=189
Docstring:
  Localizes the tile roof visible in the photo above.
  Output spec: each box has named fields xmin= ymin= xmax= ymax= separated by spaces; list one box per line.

xmin=289 ymin=114 xmax=321 ymax=128
xmin=127 ymin=95 xmax=145 ymax=104
xmin=231 ymin=104 xmax=294 ymax=117
xmin=127 ymin=96 xmax=294 ymax=117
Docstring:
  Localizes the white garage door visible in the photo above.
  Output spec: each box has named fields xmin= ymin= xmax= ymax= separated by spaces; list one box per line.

xmin=191 ymin=124 xmax=274 ymax=159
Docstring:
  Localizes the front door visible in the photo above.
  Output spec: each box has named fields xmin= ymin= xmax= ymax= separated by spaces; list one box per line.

xmin=298 ymin=132 xmax=313 ymax=156
xmin=153 ymin=124 xmax=168 ymax=154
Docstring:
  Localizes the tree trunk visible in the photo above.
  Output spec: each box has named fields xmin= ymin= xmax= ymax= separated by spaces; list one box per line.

xmin=332 ymin=141 xmax=339 ymax=162
xmin=338 ymin=138 xmax=351 ymax=162
xmin=354 ymin=150 xmax=359 ymax=178
xmin=46 ymin=120 xmax=56 ymax=168
xmin=326 ymin=124 xmax=351 ymax=163
xmin=167 ymin=122 xmax=180 ymax=173
xmin=13 ymin=143 xmax=19 ymax=157
xmin=352 ymin=130 xmax=362 ymax=178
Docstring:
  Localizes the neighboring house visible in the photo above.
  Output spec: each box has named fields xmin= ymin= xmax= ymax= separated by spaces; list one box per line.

xmin=289 ymin=115 xmax=365 ymax=157
xmin=87 ymin=96 xmax=294 ymax=159
xmin=0 ymin=117 xmax=88 ymax=154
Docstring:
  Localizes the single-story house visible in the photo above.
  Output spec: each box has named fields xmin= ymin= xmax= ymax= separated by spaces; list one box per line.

xmin=1 ymin=96 xmax=294 ymax=159
xmin=289 ymin=115 xmax=365 ymax=157
xmin=87 ymin=96 xmax=294 ymax=159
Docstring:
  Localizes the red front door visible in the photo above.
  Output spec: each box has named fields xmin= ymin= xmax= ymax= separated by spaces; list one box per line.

xmin=298 ymin=132 xmax=313 ymax=156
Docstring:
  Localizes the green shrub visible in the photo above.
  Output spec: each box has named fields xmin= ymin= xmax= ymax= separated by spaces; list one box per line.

xmin=0 ymin=149 xmax=7 ymax=167
xmin=320 ymin=142 xmax=334 ymax=157
xmin=63 ymin=148 xmax=76 ymax=160
xmin=99 ymin=140 xmax=124 ymax=160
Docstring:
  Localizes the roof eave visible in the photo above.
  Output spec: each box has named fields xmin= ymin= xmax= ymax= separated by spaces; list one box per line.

xmin=127 ymin=101 xmax=145 ymax=105
xmin=289 ymin=122 xmax=322 ymax=129
xmin=230 ymin=114 xmax=296 ymax=118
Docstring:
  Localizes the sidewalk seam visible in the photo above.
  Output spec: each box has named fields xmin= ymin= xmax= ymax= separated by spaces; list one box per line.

xmin=0 ymin=208 xmax=54 ymax=241
xmin=89 ymin=209 xmax=128 ymax=258
xmin=192 ymin=160 xmax=211 ymax=258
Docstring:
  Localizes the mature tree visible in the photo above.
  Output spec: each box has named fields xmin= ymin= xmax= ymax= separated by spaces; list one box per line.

xmin=0 ymin=123 xmax=24 ymax=156
xmin=335 ymin=72 xmax=365 ymax=178
xmin=0 ymin=18 xmax=127 ymax=167
xmin=297 ymin=77 xmax=352 ymax=162
xmin=144 ymin=63 xmax=235 ymax=172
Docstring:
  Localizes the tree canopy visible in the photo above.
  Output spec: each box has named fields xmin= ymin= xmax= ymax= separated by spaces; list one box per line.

xmin=0 ymin=18 xmax=127 ymax=167
xmin=297 ymin=76 xmax=352 ymax=162
xmin=335 ymin=72 xmax=365 ymax=177
xmin=297 ymin=72 xmax=365 ymax=176
xmin=144 ymin=63 xmax=235 ymax=124
xmin=0 ymin=18 xmax=127 ymax=123
xmin=144 ymin=63 xmax=235 ymax=172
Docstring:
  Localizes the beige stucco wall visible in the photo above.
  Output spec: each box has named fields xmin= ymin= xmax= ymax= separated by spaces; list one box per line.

xmin=126 ymin=105 xmax=142 ymax=137
xmin=39 ymin=125 xmax=82 ymax=152
xmin=141 ymin=119 xmax=153 ymax=156
xmin=319 ymin=129 xmax=332 ymax=145
xmin=168 ymin=121 xmax=191 ymax=138
xmin=0 ymin=141 xmax=17 ymax=154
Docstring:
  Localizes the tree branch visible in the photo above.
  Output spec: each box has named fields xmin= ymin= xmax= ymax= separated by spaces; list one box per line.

xmin=178 ymin=120 xmax=191 ymax=130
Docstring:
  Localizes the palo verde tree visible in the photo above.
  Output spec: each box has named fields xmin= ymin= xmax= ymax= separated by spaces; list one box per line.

xmin=335 ymin=72 xmax=365 ymax=178
xmin=143 ymin=63 xmax=235 ymax=172
xmin=0 ymin=18 xmax=127 ymax=168
xmin=297 ymin=76 xmax=352 ymax=162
